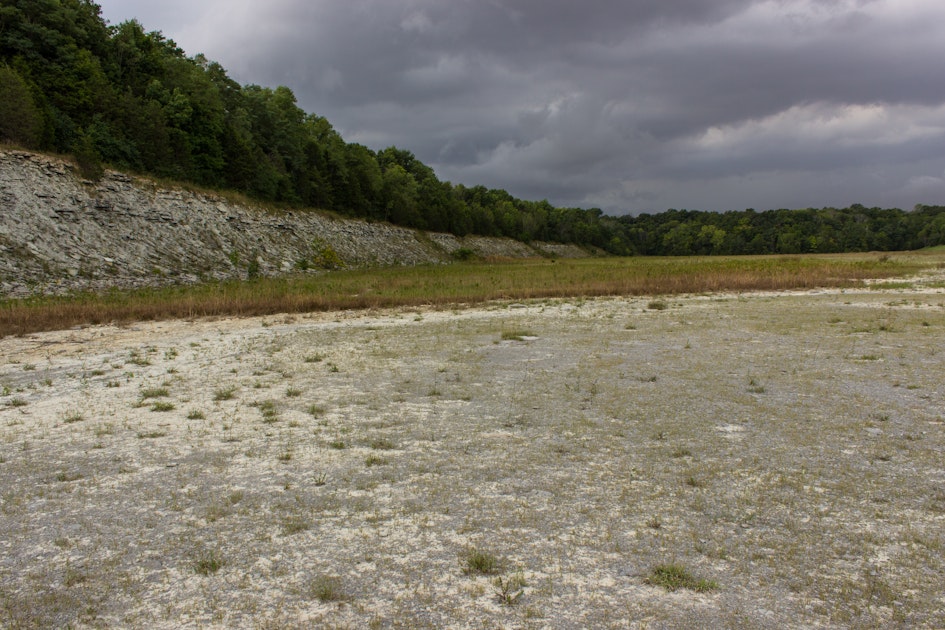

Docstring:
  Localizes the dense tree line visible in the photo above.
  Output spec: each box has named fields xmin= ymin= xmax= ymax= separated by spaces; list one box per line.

xmin=2 ymin=0 xmax=944 ymax=255
xmin=617 ymin=205 xmax=945 ymax=256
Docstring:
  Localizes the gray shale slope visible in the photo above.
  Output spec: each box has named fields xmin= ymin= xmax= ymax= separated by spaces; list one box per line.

xmin=0 ymin=150 xmax=590 ymax=297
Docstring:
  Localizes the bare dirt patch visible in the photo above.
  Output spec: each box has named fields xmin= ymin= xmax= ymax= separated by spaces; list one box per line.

xmin=1 ymin=287 xmax=944 ymax=628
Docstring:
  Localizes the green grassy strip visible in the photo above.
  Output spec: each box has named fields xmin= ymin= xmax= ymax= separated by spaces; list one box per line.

xmin=0 ymin=253 xmax=928 ymax=337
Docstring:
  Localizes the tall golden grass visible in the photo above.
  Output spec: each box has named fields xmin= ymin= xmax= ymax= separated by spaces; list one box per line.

xmin=0 ymin=253 xmax=930 ymax=337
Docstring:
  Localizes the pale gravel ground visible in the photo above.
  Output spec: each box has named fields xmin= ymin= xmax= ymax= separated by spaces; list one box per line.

xmin=1 ymin=286 xmax=944 ymax=628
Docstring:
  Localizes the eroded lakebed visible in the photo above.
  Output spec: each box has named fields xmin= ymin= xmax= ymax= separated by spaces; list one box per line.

xmin=1 ymin=288 xmax=944 ymax=628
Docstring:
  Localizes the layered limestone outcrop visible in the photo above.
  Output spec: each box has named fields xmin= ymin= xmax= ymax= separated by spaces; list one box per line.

xmin=0 ymin=150 xmax=591 ymax=297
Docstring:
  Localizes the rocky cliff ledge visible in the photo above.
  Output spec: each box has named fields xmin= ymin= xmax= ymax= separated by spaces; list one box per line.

xmin=0 ymin=150 xmax=591 ymax=298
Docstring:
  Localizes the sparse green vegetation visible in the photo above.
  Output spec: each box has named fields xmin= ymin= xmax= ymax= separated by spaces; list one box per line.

xmin=646 ymin=563 xmax=718 ymax=593
xmin=369 ymin=438 xmax=396 ymax=450
xmin=137 ymin=430 xmax=168 ymax=439
xmin=309 ymin=575 xmax=348 ymax=602
xmin=747 ymin=377 xmax=766 ymax=394
xmin=213 ymin=386 xmax=237 ymax=401
xmin=139 ymin=387 xmax=170 ymax=399
xmin=93 ymin=423 xmax=115 ymax=437
xmin=493 ymin=573 xmax=527 ymax=606
xmin=501 ymin=330 xmax=535 ymax=341
xmin=685 ymin=474 xmax=706 ymax=488
xmin=126 ymin=351 xmax=150 ymax=367
xmin=192 ymin=549 xmax=225 ymax=576
xmin=280 ymin=515 xmax=309 ymax=535
xmin=256 ymin=399 xmax=279 ymax=423
xmin=0 ymin=254 xmax=927 ymax=337
xmin=61 ymin=411 xmax=84 ymax=424
xmin=2 ymin=273 xmax=945 ymax=628
xmin=462 ymin=548 xmax=502 ymax=575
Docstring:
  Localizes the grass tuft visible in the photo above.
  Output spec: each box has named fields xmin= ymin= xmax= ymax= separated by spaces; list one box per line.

xmin=213 ymin=386 xmax=237 ymax=401
xmin=501 ymin=330 xmax=535 ymax=341
xmin=646 ymin=563 xmax=718 ymax=592
xmin=192 ymin=549 xmax=225 ymax=576
xmin=309 ymin=575 xmax=348 ymax=602
xmin=462 ymin=548 xmax=502 ymax=575
xmin=140 ymin=387 xmax=170 ymax=399
xmin=61 ymin=410 xmax=85 ymax=424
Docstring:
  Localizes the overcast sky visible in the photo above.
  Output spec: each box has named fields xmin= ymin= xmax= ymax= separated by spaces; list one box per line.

xmin=95 ymin=0 xmax=945 ymax=215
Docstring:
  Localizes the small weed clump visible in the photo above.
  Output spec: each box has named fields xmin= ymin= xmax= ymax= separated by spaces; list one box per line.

xmin=365 ymin=454 xmax=387 ymax=466
xmin=140 ymin=387 xmax=169 ymax=399
xmin=501 ymin=330 xmax=534 ymax=341
xmin=94 ymin=423 xmax=115 ymax=437
xmin=493 ymin=573 xmax=527 ymax=606
xmin=452 ymin=247 xmax=477 ymax=261
xmin=462 ymin=548 xmax=502 ymax=575
xmin=150 ymin=401 xmax=175 ymax=412
xmin=747 ymin=377 xmax=766 ymax=394
xmin=126 ymin=351 xmax=151 ymax=366
xmin=369 ymin=437 xmax=396 ymax=450
xmin=256 ymin=399 xmax=279 ymax=423
xmin=137 ymin=430 xmax=168 ymax=439
xmin=646 ymin=563 xmax=718 ymax=592
xmin=685 ymin=475 xmax=706 ymax=488
xmin=62 ymin=411 xmax=85 ymax=424
xmin=193 ymin=549 xmax=225 ymax=576
xmin=281 ymin=515 xmax=310 ymax=535
xmin=310 ymin=575 xmax=347 ymax=602
xmin=213 ymin=386 xmax=237 ymax=401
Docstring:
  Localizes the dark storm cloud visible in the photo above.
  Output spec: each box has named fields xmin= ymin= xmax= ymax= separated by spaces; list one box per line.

xmin=96 ymin=0 xmax=945 ymax=213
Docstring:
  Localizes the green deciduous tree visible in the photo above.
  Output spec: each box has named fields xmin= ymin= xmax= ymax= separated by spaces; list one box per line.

xmin=0 ymin=64 xmax=42 ymax=146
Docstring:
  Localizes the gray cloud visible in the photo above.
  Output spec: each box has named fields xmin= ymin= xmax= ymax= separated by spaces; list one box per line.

xmin=96 ymin=0 xmax=945 ymax=214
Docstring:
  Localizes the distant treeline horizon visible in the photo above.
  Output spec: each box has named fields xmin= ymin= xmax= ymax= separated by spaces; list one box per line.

xmin=2 ymin=0 xmax=944 ymax=255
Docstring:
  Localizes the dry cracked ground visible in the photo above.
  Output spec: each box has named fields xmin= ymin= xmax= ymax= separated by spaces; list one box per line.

xmin=1 ymin=287 xmax=944 ymax=628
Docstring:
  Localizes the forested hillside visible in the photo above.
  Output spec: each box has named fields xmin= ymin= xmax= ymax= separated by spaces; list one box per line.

xmin=2 ymin=0 xmax=944 ymax=255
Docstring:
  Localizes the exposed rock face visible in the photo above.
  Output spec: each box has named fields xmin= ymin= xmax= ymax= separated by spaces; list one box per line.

xmin=0 ymin=151 xmax=590 ymax=297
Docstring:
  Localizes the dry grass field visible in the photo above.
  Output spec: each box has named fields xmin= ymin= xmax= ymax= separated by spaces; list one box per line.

xmin=1 ymin=267 xmax=944 ymax=627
